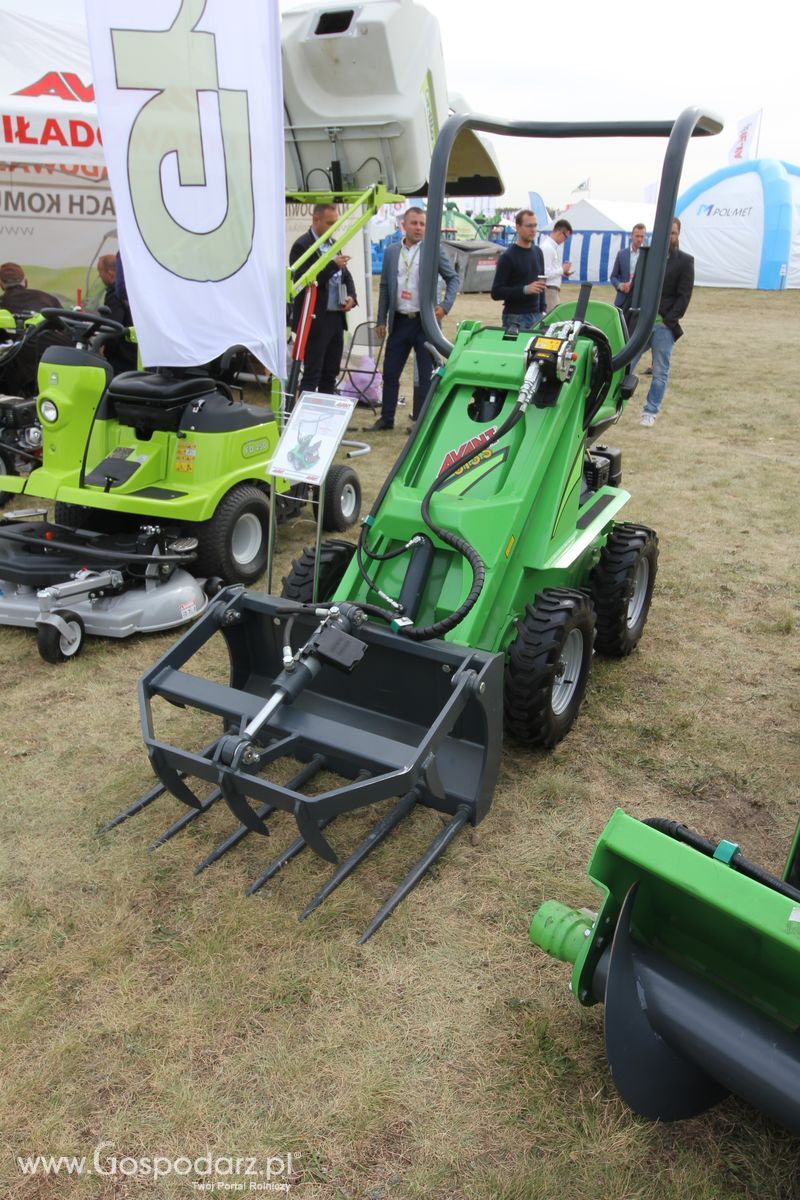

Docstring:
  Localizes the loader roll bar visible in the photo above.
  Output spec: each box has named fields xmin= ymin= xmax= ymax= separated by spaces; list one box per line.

xmin=420 ymin=107 xmax=723 ymax=369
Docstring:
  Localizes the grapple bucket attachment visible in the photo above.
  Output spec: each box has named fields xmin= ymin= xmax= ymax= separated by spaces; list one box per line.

xmin=530 ymin=809 xmax=800 ymax=1133
xmin=112 ymin=588 xmax=503 ymax=939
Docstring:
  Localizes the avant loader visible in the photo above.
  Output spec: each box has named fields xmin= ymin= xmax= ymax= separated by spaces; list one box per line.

xmin=109 ymin=108 xmax=721 ymax=941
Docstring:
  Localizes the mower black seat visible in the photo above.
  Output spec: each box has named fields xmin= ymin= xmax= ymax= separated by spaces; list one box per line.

xmin=108 ymin=372 xmax=216 ymax=404
xmin=107 ymin=372 xmax=218 ymax=435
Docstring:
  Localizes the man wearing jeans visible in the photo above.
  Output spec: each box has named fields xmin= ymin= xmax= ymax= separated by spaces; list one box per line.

xmin=490 ymin=209 xmax=546 ymax=330
xmin=635 ymin=218 xmax=694 ymax=427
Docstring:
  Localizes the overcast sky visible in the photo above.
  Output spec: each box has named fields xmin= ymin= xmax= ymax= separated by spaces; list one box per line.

xmin=282 ymin=0 xmax=796 ymax=209
xmin=14 ymin=0 xmax=792 ymax=210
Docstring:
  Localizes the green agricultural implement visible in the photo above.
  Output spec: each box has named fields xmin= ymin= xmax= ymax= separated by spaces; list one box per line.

xmin=108 ymin=107 xmax=722 ymax=939
xmin=530 ymin=809 xmax=800 ymax=1134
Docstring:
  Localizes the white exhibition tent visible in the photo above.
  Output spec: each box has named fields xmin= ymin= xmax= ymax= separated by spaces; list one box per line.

xmin=676 ymin=159 xmax=799 ymax=289
xmin=551 ymin=199 xmax=657 ymax=234
xmin=0 ymin=1 xmax=112 ymax=302
xmin=544 ymin=200 xmax=657 ymax=287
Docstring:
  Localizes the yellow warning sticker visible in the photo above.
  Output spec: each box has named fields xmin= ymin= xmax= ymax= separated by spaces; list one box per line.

xmin=175 ymin=442 xmax=197 ymax=473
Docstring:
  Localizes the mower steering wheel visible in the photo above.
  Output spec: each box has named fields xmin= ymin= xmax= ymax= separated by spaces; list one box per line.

xmin=39 ymin=307 xmax=128 ymax=340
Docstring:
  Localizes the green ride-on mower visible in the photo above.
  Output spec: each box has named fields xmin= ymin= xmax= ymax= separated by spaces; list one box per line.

xmin=107 ymin=107 xmax=722 ymax=940
xmin=530 ymin=809 xmax=800 ymax=1134
xmin=0 ymin=306 xmax=361 ymax=584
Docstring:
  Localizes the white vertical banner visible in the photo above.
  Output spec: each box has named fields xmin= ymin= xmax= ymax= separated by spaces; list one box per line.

xmin=84 ymin=0 xmax=285 ymax=374
xmin=729 ymin=110 xmax=762 ymax=164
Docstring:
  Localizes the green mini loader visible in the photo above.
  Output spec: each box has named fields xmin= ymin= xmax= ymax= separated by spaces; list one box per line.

xmin=530 ymin=809 xmax=800 ymax=1134
xmin=109 ymin=107 xmax=722 ymax=939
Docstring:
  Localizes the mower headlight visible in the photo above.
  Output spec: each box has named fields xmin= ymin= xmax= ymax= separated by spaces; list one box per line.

xmin=40 ymin=399 xmax=58 ymax=423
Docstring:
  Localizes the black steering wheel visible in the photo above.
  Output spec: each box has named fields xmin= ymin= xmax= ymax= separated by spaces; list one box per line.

xmin=39 ymin=306 xmax=128 ymax=340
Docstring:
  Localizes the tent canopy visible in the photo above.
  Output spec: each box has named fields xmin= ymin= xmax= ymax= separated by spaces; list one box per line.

xmin=551 ymin=198 xmax=657 ymax=233
xmin=0 ymin=2 xmax=103 ymax=166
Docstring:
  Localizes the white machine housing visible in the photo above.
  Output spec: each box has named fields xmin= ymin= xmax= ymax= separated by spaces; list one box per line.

xmin=282 ymin=0 xmax=502 ymax=196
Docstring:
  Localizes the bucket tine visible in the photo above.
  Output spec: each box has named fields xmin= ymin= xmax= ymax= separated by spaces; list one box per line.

xmin=245 ymin=819 xmax=335 ymax=896
xmin=193 ymin=754 xmax=327 ymax=876
xmin=99 ymin=779 xmax=168 ymax=833
xmin=358 ymin=803 xmax=472 ymax=944
xmin=148 ymin=787 xmax=222 ymax=849
xmin=193 ymin=805 xmax=277 ymax=875
xmin=99 ymin=738 xmax=222 ymax=832
xmin=246 ymin=768 xmax=371 ymax=897
xmin=299 ymin=789 xmax=420 ymax=921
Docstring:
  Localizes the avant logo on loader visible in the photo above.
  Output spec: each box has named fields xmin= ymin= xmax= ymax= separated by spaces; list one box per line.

xmin=438 ymin=427 xmax=496 ymax=476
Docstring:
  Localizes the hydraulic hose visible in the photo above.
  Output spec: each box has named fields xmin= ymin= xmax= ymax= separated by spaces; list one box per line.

xmin=578 ymin=323 xmax=615 ymax=428
xmin=399 ymin=401 xmax=525 ymax=641
xmin=643 ymin=817 xmax=800 ymax=903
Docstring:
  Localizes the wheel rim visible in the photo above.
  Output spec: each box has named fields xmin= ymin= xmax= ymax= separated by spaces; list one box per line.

xmin=627 ymin=557 xmax=650 ymax=629
xmin=339 ymin=482 xmax=358 ymax=523
xmin=60 ymin=621 xmax=82 ymax=657
xmin=231 ymin=512 xmax=263 ymax=566
xmin=551 ymin=628 xmax=584 ymax=715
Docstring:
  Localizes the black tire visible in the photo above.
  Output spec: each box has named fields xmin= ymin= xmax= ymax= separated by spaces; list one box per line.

xmin=203 ymin=576 xmax=226 ymax=600
xmin=504 ymin=588 xmax=596 ymax=748
xmin=193 ymin=484 xmax=270 ymax=585
xmin=590 ymin=523 xmax=658 ymax=657
xmin=281 ymin=539 xmax=356 ymax=603
xmin=322 ymin=465 xmax=361 ymax=531
xmin=0 ymin=447 xmax=17 ymax=507
xmin=36 ymin=610 xmax=85 ymax=663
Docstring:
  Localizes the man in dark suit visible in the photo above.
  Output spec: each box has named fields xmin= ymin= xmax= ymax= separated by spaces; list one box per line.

xmin=289 ymin=204 xmax=357 ymax=396
xmin=368 ymin=206 xmax=459 ymax=430
xmin=610 ymin=223 xmax=647 ymax=307
xmin=634 ymin=218 xmax=694 ymax=428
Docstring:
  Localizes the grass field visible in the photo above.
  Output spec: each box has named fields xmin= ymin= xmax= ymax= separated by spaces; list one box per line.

xmin=1 ymin=283 xmax=798 ymax=1198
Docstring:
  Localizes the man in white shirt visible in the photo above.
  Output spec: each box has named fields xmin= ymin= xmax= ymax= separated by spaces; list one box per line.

xmin=541 ymin=219 xmax=573 ymax=313
xmin=367 ymin=207 xmax=459 ymax=430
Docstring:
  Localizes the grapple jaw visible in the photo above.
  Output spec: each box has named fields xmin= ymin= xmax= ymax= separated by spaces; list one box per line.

xmin=119 ymin=587 xmax=503 ymax=939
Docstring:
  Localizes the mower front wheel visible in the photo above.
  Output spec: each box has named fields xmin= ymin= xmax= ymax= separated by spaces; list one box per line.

xmin=281 ymin=539 xmax=355 ymax=603
xmin=322 ymin=465 xmax=361 ymax=531
xmin=591 ymin=523 xmax=658 ymax=657
xmin=37 ymin=610 xmax=85 ymax=664
xmin=193 ymin=484 xmax=270 ymax=585
xmin=0 ymin=448 xmax=16 ymax=507
xmin=504 ymin=588 xmax=595 ymax=748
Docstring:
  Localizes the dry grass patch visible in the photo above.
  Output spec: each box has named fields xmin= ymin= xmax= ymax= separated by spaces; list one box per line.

xmin=1 ymin=285 xmax=799 ymax=1198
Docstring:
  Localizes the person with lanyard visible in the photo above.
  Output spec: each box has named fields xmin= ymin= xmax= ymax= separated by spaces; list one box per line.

xmin=367 ymin=206 xmax=459 ymax=431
